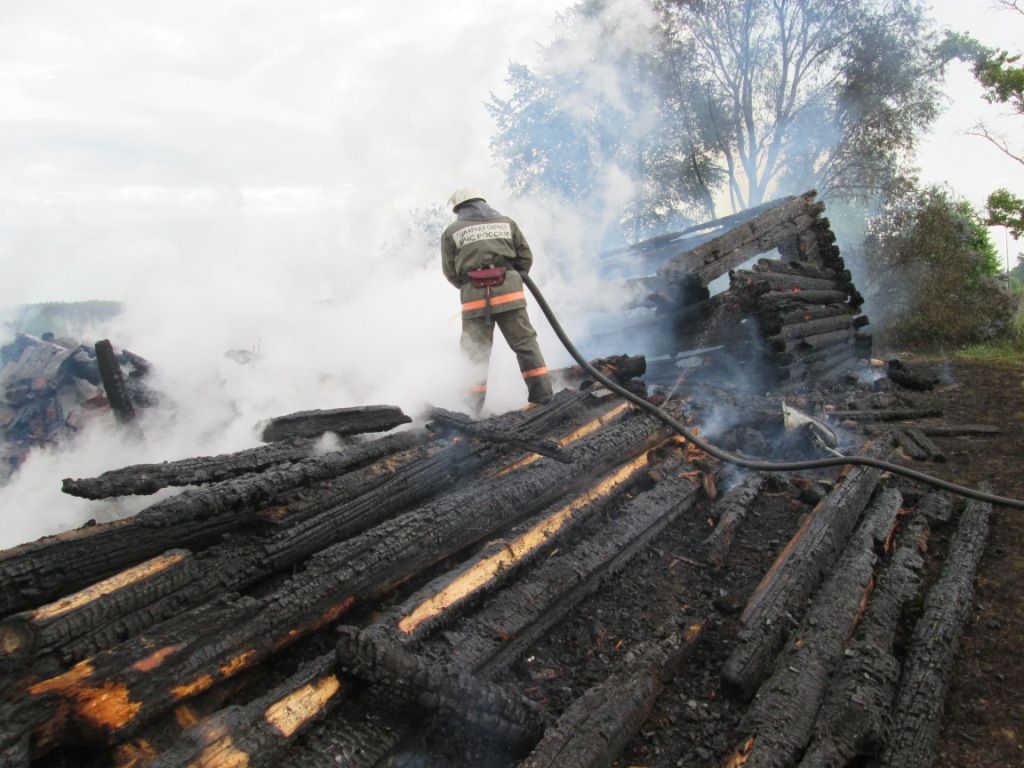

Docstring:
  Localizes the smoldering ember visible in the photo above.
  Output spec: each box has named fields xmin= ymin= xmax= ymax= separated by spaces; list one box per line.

xmin=0 ymin=192 xmax=1018 ymax=768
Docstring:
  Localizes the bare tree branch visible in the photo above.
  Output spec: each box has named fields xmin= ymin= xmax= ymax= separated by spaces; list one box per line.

xmin=992 ymin=0 xmax=1024 ymax=18
xmin=965 ymin=122 xmax=1024 ymax=166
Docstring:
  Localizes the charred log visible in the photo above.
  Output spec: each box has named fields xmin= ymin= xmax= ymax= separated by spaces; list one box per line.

xmin=903 ymin=428 xmax=945 ymax=462
xmin=259 ymin=405 xmax=411 ymax=442
xmin=95 ymin=339 xmax=136 ymax=425
xmin=336 ymin=627 xmax=545 ymax=750
xmin=879 ymin=492 xmax=993 ymax=768
xmin=61 ymin=437 xmax=324 ymax=499
xmin=426 ymin=407 xmax=565 ymax=461
xmin=729 ymin=487 xmax=902 ymax=768
xmin=893 ymin=424 xmax=1000 ymax=437
xmin=828 ymin=408 xmax=943 ymax=423
xmin=723 ymin=434 xmax=895 ymax=700
xmin=520 ymin=624 xmax=704 ymax=768
xmin=0 ymin=550 xmax=198 ymax=670
xmin=383 ymin=450 xmax=656 ymax=645
xmin=656 ymin=193 xmax=823 ymax=288
xmin=701 ymin=473 xmax=768 ymax=567
xmin=144 ymin=654 xmax=343 ymax=768
xmin=6 ymin=394 xmax=600 ymax=670
xmin=0 ymin=431 xmax=425 ymax=615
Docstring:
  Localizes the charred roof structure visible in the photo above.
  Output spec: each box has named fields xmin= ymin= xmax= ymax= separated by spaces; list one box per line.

xmin=0 ymin=195 xmax=1006 ymax=768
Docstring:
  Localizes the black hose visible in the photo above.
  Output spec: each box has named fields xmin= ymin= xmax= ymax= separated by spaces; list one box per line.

xmin=520 ymin=272 xmax=1024 ymax=510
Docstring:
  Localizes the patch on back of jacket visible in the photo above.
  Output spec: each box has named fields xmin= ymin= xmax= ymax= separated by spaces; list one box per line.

xmin=452 ymin=222 xmax=513 ymax=249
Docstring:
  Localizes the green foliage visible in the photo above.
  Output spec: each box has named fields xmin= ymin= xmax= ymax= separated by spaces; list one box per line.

xmin=488 ymin=0 xmax=941 ymax=242
xmin=987 ymin=188 xmax=1024 ymax=239
xmin=956 ymin=339 xmax=1024 ymax=366
xmin=863 ymin=186 xmax=1016 ymax=349
xmin=975 ymin=50 xmax=1024 ymax=113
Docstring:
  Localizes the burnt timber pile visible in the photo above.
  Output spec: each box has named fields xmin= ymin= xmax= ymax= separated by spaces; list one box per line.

xmin=0 ymin=195 xmax=1004 ymax=767
xmin=0 ymin=353 xmax=1004 ymax=768
xmin=598 ymin=190 xmax=869 ymax=387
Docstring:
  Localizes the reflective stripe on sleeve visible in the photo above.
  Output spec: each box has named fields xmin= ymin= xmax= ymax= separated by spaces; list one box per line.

xmin=461 ymin=291 xmax=525 ymax=313
xmin=521 ymin=367 xmax=548 ymax=379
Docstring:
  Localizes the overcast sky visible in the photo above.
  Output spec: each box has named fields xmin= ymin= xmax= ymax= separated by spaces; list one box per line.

xmin=0 ymin=0 xmax=1021 ymax=309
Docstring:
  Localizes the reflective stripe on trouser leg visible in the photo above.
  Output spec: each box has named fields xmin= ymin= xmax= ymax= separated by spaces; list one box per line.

xmin=494 ymin=308 xmax=553 ymax=403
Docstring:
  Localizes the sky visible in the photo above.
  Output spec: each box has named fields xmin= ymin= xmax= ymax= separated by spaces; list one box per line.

xmin=0 ymin=0 xmax=1022 ymax=547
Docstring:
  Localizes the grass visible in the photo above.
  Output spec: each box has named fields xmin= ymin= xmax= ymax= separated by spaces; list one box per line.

xmin=955 ymin=339 xmax=1024 ymax=367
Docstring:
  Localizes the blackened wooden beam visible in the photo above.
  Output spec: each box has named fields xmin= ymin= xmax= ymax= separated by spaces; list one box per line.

xmin=879 ymin=492 xmax=993 ymax=768
xmin=887 ymin=424 xmax=1000 ymax=437
xmin=520 ymin=624 xmax=704 ymax=768
xmin=0 ymin=550 xmax=198 ymax=668
xmin=729 ymin=487 xmax=902 ymax=768
xmin=828 ymin=408 xmax=943 ymax=423
xmin=382 ymin=449 xmax=658 ymax=645
xmin=0 ymin=431 xmax=425 ymax=616
xmin=723 ymin=434 xmax=895 ymax=700
xmin=95 ymin=339 xmax=136 ymax=425
xmin=259 ymin=405 xmax=411 ymax=442
xmin=143 ymin=653 xmax=343 ymax=768
xmin=657 ymin=192 xmax=822 ymax=287
xmin=904 ymin=427 xmax=946 ymax=461
xmin=797 ymin=517 xmax=927 ymax=768
xmin=701 ymin=473 xmax=767 ymax=567
xmin=6 ymin=394 xmax=598 ymax=672
xmin=336 ymin=626 xmax=545 ymax=749
xmin=732 ymin=270 xmax=842 ymax=294
xmin=61 ymin=437 xmax=321 ymax=499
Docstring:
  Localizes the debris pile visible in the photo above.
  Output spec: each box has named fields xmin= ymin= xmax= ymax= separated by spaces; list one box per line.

xmin=0 ymin=335 xmax=158 ymax=483
xmin=0 ymin=354 xmax=1002 ymax=767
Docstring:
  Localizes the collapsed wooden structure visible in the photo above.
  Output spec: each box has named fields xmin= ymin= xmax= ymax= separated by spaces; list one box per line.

xmin=597 ymin=191 xmax=869 ymax=387
xmin=0 ymin=195 xmax=1002 ymax=768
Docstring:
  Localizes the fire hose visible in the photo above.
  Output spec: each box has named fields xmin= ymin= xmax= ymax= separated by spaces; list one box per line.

xmin=519 ymin=272 xmax=1024 ymax=510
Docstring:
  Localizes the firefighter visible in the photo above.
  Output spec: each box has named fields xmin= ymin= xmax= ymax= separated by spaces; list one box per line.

xmin=441 ymin=188 xmax=553 ymax=411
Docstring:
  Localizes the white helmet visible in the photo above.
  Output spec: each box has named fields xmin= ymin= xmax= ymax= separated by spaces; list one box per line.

xmin=447 ymin=187 xmax=485 ymax=212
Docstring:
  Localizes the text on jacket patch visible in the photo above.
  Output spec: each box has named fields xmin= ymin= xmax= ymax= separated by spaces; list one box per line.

xmin=452 ymin=222 xmax=514 ymax=249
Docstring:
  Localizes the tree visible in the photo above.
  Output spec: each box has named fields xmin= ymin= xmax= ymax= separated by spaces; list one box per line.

xmin=664 ymin=0 xmax=939 ymax=209
xmin=487 ymin=1 xmax=725 ymax=241
xmin=861 ymin=186 xmax=1012 ymax=348
xmin=488 ymin=0 xmax=941 ymax=242
xmin=940 ymin=6 xmax=1024 ymax=241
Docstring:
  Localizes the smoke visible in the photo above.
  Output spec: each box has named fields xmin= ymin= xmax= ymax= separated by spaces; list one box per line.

xmin=0 ymin=0 xmax=578 ymax=549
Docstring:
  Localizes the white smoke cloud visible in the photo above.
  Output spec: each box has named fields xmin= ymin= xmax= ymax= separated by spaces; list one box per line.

xmin=0 ymin=0 xmax=571 ymax=548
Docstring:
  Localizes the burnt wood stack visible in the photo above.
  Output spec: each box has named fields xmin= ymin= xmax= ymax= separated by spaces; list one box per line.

xmin=0 ymin=359 xmax=1004 ymax=768
xmin=601 ymin=190 xmax=870 ymax=387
